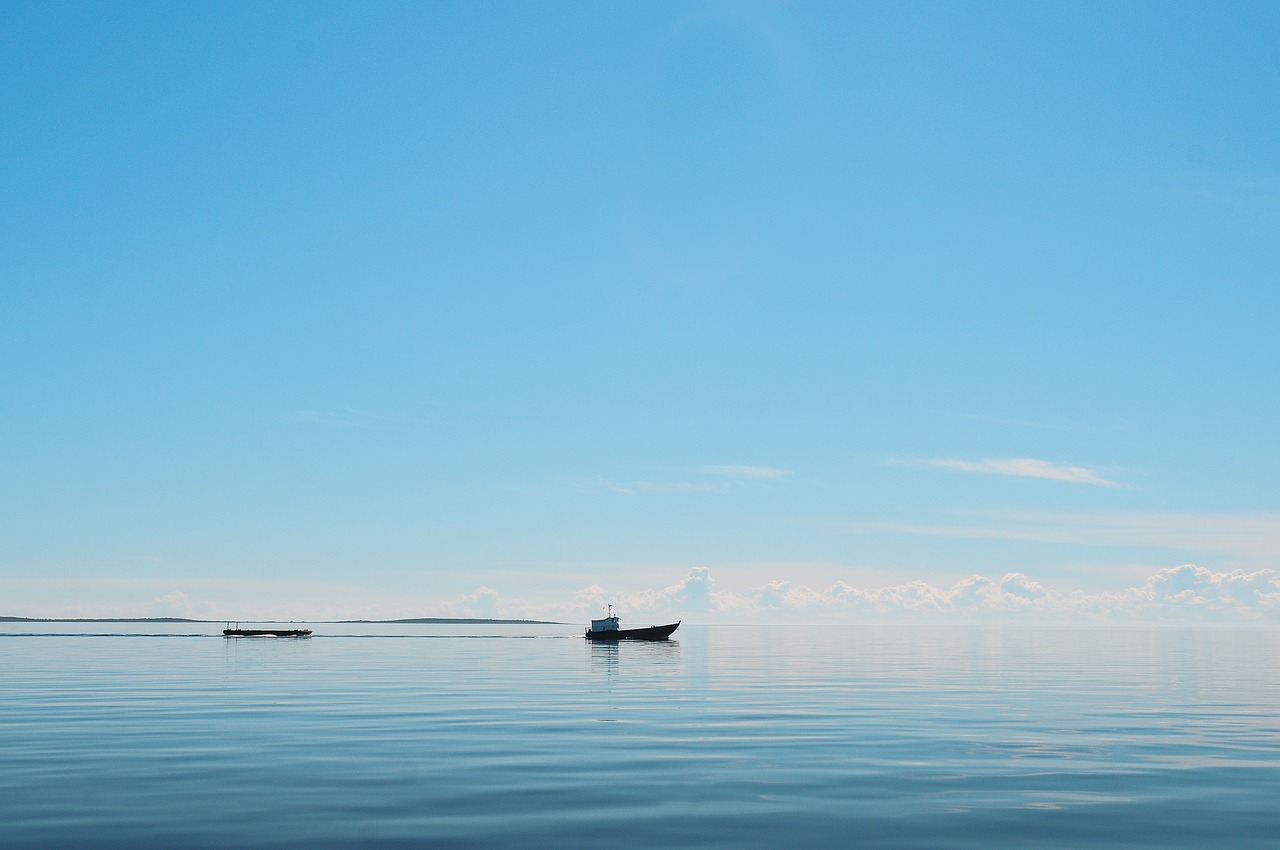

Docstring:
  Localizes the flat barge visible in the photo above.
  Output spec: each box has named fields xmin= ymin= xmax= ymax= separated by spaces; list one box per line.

xmin=223 ymin=623 xmax=312 ymax=637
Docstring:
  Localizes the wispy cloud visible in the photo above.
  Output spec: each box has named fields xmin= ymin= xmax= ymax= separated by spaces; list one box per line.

xmin=700 ymin=465 xmax=792 ymax=480
xmin=909 ymin=457 xmax=1127 ymax=488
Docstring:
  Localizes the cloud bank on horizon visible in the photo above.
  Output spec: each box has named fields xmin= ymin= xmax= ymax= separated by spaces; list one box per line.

xmin=94 ymin=564 xmax=1278 ymax=625
xmin=462 ymin=565 xmax=1280 ymax=625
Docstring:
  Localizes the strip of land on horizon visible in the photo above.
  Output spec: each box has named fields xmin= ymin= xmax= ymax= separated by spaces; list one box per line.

xmin=1 ymin=616 xmax=563 ymax=624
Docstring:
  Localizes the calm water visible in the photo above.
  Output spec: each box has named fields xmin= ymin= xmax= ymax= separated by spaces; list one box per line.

xmin=2 ymin=623 xmax=1278 ymax=848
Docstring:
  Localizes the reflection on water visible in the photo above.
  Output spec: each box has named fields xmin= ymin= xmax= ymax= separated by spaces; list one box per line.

xmin=587 ymin=635 xmax=681 ymax=664
xmin=1 ymin=625 xmax=1278 ymax=849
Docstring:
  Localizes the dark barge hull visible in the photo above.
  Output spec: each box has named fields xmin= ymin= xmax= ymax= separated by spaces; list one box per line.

xmin=223 ymin=629 xmax=312 ymax=637
xmin=585 ymin=622 xmax=679 ymax=641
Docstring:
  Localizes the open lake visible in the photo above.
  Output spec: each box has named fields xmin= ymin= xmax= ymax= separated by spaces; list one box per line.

xmin=2 ymin=623 xmax=1278 ymax=848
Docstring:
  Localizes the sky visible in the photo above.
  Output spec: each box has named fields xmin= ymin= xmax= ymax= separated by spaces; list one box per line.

xmin=2 ymin=1 xmax=1279 ymax=623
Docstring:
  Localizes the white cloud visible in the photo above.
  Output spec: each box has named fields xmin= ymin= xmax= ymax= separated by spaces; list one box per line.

xmin=910 ymin=457 xmax=1126 ymax=487
xmin=665 ymin=566 xmax=713 ymax=611
xmin=557 ymin=568 xmax=714 ymax=621
xmin=438 ymin=587 xmax=503 ymax=619
xmin=1131 ymin=565 xmax=1280 ymax=611
xmin=688 ymin=565 xmax=1280 ymax=623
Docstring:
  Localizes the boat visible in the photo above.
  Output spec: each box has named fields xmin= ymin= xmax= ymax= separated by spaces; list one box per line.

xmin=584 ymin=606 xmax=679 ymax=641
xmin=223 ymin=622 xmax=312 ymax=637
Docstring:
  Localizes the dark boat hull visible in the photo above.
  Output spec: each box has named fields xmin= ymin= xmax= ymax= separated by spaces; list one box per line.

xmin=585 ymin=622 xmax=679 ymax=641
xmin=223 ymin=629 xmax=312 ymax=637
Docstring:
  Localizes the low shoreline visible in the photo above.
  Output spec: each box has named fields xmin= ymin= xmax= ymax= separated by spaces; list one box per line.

xmin=1 ymin=616 xmax=563 ymax=625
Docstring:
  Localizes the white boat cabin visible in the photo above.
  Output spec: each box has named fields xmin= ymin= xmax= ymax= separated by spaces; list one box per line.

xmin=591 ymin=605 xmax=620 ymax=632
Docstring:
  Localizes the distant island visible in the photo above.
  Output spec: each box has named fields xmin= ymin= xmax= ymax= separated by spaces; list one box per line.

xmin=1 ymin=616 xmax=562 ymax=625
xmin=1 ymin=617 xmax=203 ymax=623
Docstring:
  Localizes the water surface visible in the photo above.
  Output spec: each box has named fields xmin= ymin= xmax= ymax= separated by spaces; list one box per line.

xmin=2 ymin=623 xmax=1277 ymax=848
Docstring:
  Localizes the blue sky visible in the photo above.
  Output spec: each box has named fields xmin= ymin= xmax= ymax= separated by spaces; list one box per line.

xmin=3 ymin=1 xmax=1279 ymax=621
